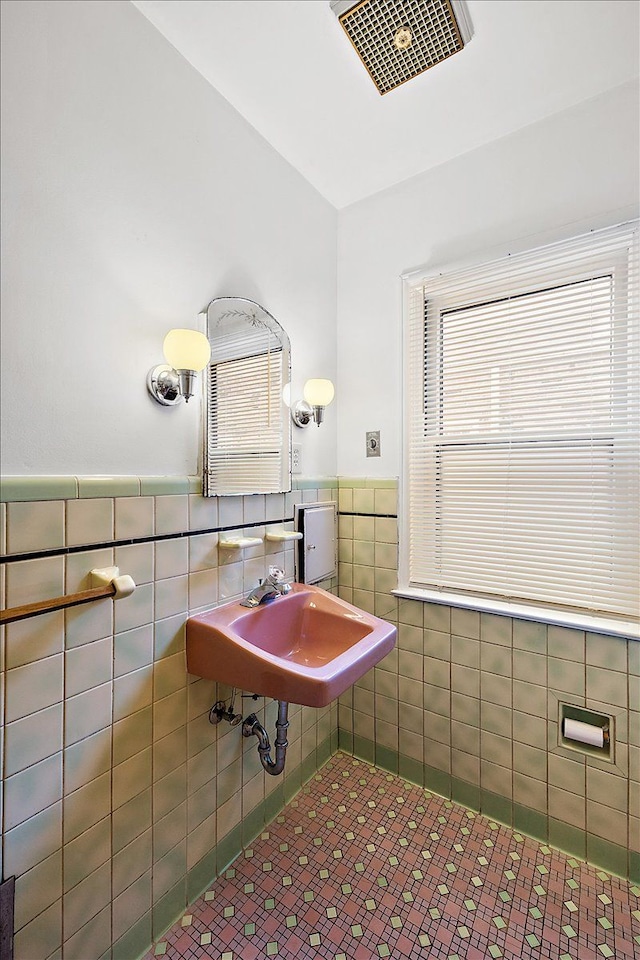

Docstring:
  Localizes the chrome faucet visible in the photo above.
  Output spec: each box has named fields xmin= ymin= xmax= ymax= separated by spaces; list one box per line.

xmin=240 ymin=566 xmax=292 ymax=607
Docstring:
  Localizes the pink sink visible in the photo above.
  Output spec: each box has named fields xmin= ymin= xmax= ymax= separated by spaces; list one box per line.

xmin=186 ymin=583 xmax=397 ymax=707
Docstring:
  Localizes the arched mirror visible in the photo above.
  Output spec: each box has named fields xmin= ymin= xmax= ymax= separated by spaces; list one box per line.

xmin=204 ymin=297 xmax=292 ymax=496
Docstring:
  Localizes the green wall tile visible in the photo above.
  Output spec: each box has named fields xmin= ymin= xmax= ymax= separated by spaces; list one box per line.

xmin=451 ymin=777 xmax=479 ymax=811
xmin=514 ymin=804 xmax=548 ymax=843
xmin=587 ymin=834 xmax=628 ymax=879
xmin=399 ymin=755 xmax=424 ymax=786
xmin=364 ymin=478 xmax=398 ymax=489
xmin=482 ymin=790 xmax=513 ymax=827
xmin=338 ymin=730 xmax=354 ymax=753
xmin=424 ymin=765 xmax=452 ymax=799
xmin=293 ymin=478 xmax=337 ymax=490
xmin=376 ymin=745 xmax=399 ymax=774
xmin=549 ymin=818 xmax=586 ymax=860
xmin=301 ymin=751 xmax=318 ymax=785
xmin=318 ymin=737 xmax=332 ymax=767
xmin=188 ymin=476 xmax=203 ymax=494
xmin=112 ymin=911 xmax=152 ymax=960
xmin=77 ymin=476 xmax=140 ymax=498
xmin=152 ymin=878 xmax=187 ymax=940
xmin=629 ymin=850 xmax=640 ymax=884
xmin=284 ymin=769 xmax=302 ymax=804
xmin=139 ymin=477 xmax=190 ymax=495
xmin=216 ymin=824 xmax=243 ymax=875
xmin=243 ymin=802 xmax=266 ymax=846
xmin=187 ymin=848 xmax=217 ymax=903
xmin=264 ymin=784 xmax=285 ymax=824
xmin=352 ymin=735 xmax=375 ymax=764
xmin=0 ymin=475 xmax=78 ymax=501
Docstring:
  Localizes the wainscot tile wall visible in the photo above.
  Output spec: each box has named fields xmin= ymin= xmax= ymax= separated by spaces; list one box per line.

xmin=336 ymin=477 xmax=640 ymax=886
xmin=1 ymin=474 xmax=638 ymax=960
xmin=0 ymin=476 xmax=338 ymax=960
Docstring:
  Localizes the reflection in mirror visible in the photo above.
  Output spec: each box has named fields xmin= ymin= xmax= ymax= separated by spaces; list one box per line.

xmin=204 ymin=297 xmax=292 ymax=496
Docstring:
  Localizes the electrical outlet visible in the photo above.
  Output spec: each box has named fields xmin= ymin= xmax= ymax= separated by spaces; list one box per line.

xmin=366 ymin=431 xmax=381 ymax=457
xmin=292 ymin=443 xmax=303 ymax=474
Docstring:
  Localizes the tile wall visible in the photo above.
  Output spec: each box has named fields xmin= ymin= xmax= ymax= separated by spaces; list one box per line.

xmin=1 ymin=473 xmax=637 ymax=960
xmin=336 ymin=478 xmax=639 ymax=884
xmin=0 ymin=477 xmax=338 ymax=960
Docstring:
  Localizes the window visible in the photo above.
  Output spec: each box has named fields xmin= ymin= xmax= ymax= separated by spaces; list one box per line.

xmin=401 ymin=222 xmax=639 ymax=630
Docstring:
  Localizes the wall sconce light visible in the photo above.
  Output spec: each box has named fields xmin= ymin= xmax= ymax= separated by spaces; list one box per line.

xmin=292 ymin=378 xmax=335 ymax=428
xmin=147 ymin=329 xmax=211 ymax=405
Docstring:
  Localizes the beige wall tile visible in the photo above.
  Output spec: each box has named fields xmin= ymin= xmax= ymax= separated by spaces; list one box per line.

xmin=549 ymin=785 xmax=584 ymax=829
xmin=63 ymin=903 xmax=111 ymax=960
xmin=63 ymin=861 xmax=111 ymax=940
xmin=66 ymin=499 xmax=113 ymax=547
xmin=112 ymin=870 xmax=151 ymax=943
xmin=14 ymin=849 xmax=62 ymax=931
xmin=113 ymin=707 xmax=153 ymax=766
xmin=586 ymin=666 xmax=627 ymax=708
xmin=112 ymin=789 xmax=152 ymax=856
xmin=587 ymin=766 xmax=628 ymax=812
xmin=548 ymin=626 xmax=585 ymax=662
xmin=63 ymin=729 xmax=111 ymax=796
xmin=451 ymin=608 xmax=480 ymax=640
xmin=113 ymin=748 xmax=152 ymax=811
xmin=114 ymin=496 xmax=155 ymax=540
xmin=14 ymin=901 xmax=61 ymax=960
xmin=154 ymin=764 xmax=187 ymax=821
xmin=451 ymin=693 xmax=480 ymax=728
xmin=5 ymin=611 xmax=65 ymax=669
xmin=154 ymin=801 xmax=187 ymax=864
xmin=4 ymin=801 xmax=62 ymax=877
xmin=7 ymin=500 xmax=65 ymax=553
xmin=155 ymin=538 xmax=189 ymax=580
xmin=587 ymin=800 xmax=628 ymax=845
xmin=65 ymin=637 xmax=112 ymax=698
xmin=63 ymin=817 xmax=111 ymax=893
xmin=65 ymin=682 xmax=112 ymax=747
xmin=514 ymin=772 xmax=547 ymax=812
xmin=4 ymin=753 xmax=62 ymax=830
xmin=155 ymin=495 xmax=189 ymax=535
xmin=5 ymin=703 xmax=62 ymax=776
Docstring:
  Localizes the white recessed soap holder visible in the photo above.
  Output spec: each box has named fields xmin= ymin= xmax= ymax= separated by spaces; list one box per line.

xmin=219 ymin=537 xmax=263 ymax=550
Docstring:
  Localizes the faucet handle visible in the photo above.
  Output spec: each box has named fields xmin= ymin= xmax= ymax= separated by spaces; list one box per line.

xmin=268 ymin=566 xmax=285 ymax=583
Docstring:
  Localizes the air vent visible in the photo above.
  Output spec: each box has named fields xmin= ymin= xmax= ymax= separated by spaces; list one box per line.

xmin=331 ymin=0 xmax=472 ymax=95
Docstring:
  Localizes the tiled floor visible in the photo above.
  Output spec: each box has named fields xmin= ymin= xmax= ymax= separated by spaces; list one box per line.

xmin=145 ymin=753 xmax=640 ymax=960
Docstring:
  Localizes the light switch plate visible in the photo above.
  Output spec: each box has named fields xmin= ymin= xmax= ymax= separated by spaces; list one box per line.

xmin=366 ymin=431 xmax=381 ymax=457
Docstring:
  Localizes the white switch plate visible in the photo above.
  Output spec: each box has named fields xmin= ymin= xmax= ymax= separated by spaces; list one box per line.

xmin=292 ymin=444 xmax=303 ymax=474
xmin=366 ymin=431 xmax=381 ymax=457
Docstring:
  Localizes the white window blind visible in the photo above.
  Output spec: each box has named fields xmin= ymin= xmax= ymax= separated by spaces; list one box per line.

xmin=403 ymin=222 xmax=639 ymax=622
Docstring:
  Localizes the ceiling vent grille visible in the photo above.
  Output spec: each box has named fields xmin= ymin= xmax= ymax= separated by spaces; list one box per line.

xmin=331 ymin=0 xmax=472 ymax=95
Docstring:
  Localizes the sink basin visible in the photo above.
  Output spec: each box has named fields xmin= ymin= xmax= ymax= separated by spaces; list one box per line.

xmin=186 ymin=583 xmax=397 ymax=707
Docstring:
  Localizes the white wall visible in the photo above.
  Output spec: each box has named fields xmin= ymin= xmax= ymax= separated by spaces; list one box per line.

xmin=336 ymin=81 xmax=640 ymax=478
xmin=0 ymin=0 xmax=337 ymax=478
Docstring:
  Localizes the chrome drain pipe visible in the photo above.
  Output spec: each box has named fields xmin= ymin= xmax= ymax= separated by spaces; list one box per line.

xmin=242 ymin=700 xmax=289 ymax=776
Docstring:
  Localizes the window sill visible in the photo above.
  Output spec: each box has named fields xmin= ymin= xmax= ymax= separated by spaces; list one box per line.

xmin=392 ymin=586 xmax=639 ymax=641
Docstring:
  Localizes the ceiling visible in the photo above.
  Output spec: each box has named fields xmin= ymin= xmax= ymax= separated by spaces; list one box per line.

xmin=133 ymin=0 xmax=639 ymax=209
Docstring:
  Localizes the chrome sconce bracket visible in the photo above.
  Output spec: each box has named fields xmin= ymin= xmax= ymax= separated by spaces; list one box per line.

xmin=291 ymin=399 xmax=314 ymax=428
xmin=147 ymin=364 xmax=182 ymax=406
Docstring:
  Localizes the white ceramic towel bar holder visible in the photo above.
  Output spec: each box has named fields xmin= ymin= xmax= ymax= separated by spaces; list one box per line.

xmin=0 ymin=565 xmax=136 ymax=625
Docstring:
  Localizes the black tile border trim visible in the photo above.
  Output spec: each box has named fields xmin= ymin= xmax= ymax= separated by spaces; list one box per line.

xmin=0 ymin=517 xmax=294 ymax=565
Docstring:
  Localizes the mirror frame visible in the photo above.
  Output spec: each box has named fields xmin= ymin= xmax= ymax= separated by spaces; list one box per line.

xmin=203 ymin=297 xmax=292 ymax=497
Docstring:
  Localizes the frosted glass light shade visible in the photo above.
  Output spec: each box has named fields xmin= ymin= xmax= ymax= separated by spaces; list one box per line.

xmin=303 ymin=379 xmax=335 ymax=407
xmin=163 ymin=329 xmax=211 ymax=372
